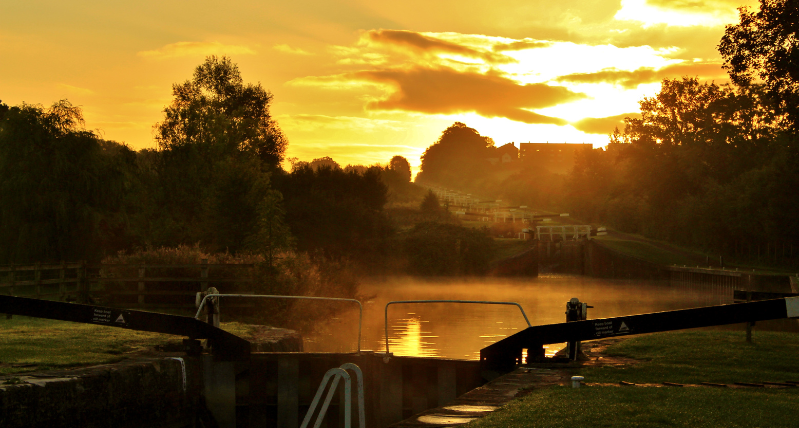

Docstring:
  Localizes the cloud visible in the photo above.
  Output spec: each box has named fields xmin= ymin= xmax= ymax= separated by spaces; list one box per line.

xmin=606 ymin=24 xmax=724 ymax=60
xmin=273 ymin=44 xmax=313 ymax=56
xmin=614 ymin=0 xmax=745 ymax=27
xmin=645 ymin=0 xmax=754 ymax=14
xmin=360 ymin=29 xmax=516 ymax=64
xmin=571 ymin=113 xmax=640 ymax=134
xmin=279 ymin=114 xmax=405 ymax=132
xmin=493 ymin=39 xmax=552 ymax=52
xmin=342 ymin=65 xmax=583 ymax=125
xmin=137 ymin=42 xmax=255 ymax=59
xmin=556 ymin=62 xmax=727 ymax=88
xmin=57 ymin=83 xmax=95 ymax=96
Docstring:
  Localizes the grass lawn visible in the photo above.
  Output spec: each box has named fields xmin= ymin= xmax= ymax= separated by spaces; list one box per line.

xmin=593 ymin=235 xmax=699 ymax=266
xmin=0 ymin=316 xmax=252 ymax=375
xmin=492 ymin=238 xmax=533 ymax=262
xmin=469 ymin=331 xmax=799 ymax=428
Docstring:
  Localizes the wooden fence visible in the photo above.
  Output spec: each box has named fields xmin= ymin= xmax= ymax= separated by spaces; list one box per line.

xmin=0 ymin=260 xmax=257 ymax=314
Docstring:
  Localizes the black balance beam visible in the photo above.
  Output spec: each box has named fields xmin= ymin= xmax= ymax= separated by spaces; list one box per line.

xmin=481 ymin=297 xmax=799 ymax=371
xmin=0 ymin=295 xmax=250 ymax=361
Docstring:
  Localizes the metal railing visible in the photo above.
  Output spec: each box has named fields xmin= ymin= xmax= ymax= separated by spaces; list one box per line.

xmin=196 ymin=294 xmax=363 ymax=353
xmin=300 ymin=363 xmax=365 ymax=428
xmin=383 ymin=300 xmax=531 ymax=356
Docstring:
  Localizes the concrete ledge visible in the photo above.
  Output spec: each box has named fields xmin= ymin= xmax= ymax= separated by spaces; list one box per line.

xmin=0 ymin=357 xmax=201 ymax=428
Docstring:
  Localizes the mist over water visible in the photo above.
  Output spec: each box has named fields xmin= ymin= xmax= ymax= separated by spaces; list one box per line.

xmin=302 ymin=274 xmax=734 ymax=359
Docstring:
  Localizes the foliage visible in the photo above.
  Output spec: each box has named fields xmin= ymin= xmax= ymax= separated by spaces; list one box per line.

xmin=155 ymin=55 xmax=286 ymax=169
xmin=388 ymin=155 xmax=412 ymax=182
xmin=720 ymin=0 xmax=799 ymax=129
xmin=403 ymin=222 xmax=494 ymax=275
xmin=419 ymin=189 xmax=441 ymax=214
xmin=150 ymin=56 xmax=291 ymax=254
xmin=0 ymin=100 xmax=136 ymax=263
xmin=561 ymin=77 xmax=799 ymax=266
xmin=416 ymin=122 xmax=495 ymax=189
xmin=275 ymin=164 xmax=391 ymax=264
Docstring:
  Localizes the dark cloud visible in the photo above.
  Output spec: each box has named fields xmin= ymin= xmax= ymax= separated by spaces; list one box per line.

xmin=646 ymin=0 xmax=747 ymax=13
xmin=362 ymin=29 xmax=515 ymax=64
xmin=347 ymin=66 xmax=584 ymax=125
xmin=556 ymin=63 xmax=728 ymax=88
xmin=571 ymin=113 xmax=641 ymax=134
xmin=493 ymin=40 xmax=552 ymax=51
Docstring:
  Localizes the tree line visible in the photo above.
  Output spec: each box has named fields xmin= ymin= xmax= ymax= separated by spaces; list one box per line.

xmin=415 ymin=0 xmax=799 ymax=267
xmin=0 ymin=56 xmax=411 ymax=276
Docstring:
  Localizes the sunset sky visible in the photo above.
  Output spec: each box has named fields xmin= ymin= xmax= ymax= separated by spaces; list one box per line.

xmin=0 ymin=0 xmax=754 ymax=174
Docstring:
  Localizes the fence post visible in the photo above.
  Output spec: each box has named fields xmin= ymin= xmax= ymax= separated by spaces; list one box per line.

xmin=138 ymin=263 xmax=146 ymax=307
xmin=201 ymin=259 xmax=209 ymax=292
xmin=6 ymin=264 xmax=14 ymax=319
xmin=35 ymin=262 xmax=42 ymax=299
xmin=77 ymin=261 xmax=87 ymax=303
xmin=59 ymin=261 xmax=66 ymax=300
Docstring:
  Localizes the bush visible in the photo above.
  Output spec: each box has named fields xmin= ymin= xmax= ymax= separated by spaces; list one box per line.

xmin=99 ymin=245 xmax=360 ymax=331
xmin=403 ymin=222 xmax=495 ymax=276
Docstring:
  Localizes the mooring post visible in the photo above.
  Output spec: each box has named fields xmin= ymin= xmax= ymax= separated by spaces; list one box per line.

xmin=746 ymin=291 xmax=754 ymax=343
xmin=565 ymin=298 xmax=592 ymax=360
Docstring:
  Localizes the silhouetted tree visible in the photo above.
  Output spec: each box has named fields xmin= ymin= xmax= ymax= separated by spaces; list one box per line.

xmin=275 ymin=164 xmax=390 ymax=262
xmin=155 ymin=55 xmax=287 ymax=169
xmin=309 ymin=156 xmax=341 ymax=171
xmin=389 ymin=156 xmax=412 ymax=182
xmin=152 ymin=56 xmax=290 ymax=253
xmin=420 ymin=190 xmax=441 ymax=214
xmin=416 ymin=122 xmax=494 ymax=189
xmin=720 ymin=0 xmax=799 ymax=129
xmin=0 ymin=101 xmax=135 ymax=263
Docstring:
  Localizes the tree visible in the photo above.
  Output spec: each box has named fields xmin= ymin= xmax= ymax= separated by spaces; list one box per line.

xmin=719 ymin=0 xmax=799 ymax=128
xmin=0 ymin=100 xmax=134 ymax=263
xmin=309 ymin=156 xmax=341 ymax=171
xmin=416 ymin=122 xmax=495 ymax=189
xmin=155 ymin=55 xmax=287 ymax=169
xmin=389 ymin=156 xmax=412 ymax=182
xmin=275 ymin=164 xmax=390 ymax=261
xmin=420 ymin=189 xmax=441 ymax=214
xmin=152 ymin=56 xmax=291 ymax=253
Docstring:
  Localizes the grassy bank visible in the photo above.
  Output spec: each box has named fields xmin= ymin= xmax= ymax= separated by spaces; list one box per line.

xmin=0 ymin=316 xmax=252 ymax=375
xmin=593 ymin=231 xmax=797 ymax=276
xmin=470 ymin=331 xmax=799 ymax=428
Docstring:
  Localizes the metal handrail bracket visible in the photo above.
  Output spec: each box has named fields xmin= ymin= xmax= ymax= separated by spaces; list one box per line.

xmin=300 ymin=363 xmax=366 ymax=428
xmin=383 ymin=300 xmax=531 ymax=357
xmin=196 ymin=294 xmax=363 ymax=353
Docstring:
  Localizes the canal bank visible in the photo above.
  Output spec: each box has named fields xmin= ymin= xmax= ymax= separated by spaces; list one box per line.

xmin=544 ymin=237 xmax=796 ymax=294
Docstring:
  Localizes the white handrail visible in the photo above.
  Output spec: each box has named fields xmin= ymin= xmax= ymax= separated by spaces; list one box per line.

xmin=195 ymin=294 xmax=363 ymax=353
xmin=300 ymin=363 xmax=365 ymax=428
xmin=383 ymin=300 xmax=531 ymax=356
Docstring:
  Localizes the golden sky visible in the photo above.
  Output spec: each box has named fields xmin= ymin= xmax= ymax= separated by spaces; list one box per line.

xmin=0 ymin=0 xmax=755 ymax=174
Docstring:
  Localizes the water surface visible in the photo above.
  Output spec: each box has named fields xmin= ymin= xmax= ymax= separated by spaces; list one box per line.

xmin=302 ymin=274 xmax=733 ymax=359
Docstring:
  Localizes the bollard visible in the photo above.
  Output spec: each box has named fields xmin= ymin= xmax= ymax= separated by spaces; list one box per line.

xmin=571 ymin=376 xmax=584 ymax=388
xmin=565 ymin=298 xmax=593 ymax=360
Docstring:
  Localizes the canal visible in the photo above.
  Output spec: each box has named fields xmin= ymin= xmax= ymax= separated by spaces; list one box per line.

xmin=302 ymin=274 xmax=737 ymax=359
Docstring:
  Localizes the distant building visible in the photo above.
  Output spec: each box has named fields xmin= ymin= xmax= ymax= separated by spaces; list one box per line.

xmin=496 ymin=143 xmax=519 ymax=163
xmin=518 ymin=142 xmax=592 ymax=174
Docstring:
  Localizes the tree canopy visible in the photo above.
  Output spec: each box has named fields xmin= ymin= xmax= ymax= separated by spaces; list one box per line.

xmin=720 ymin=0 xmax=799 ymax=129
xmin=151 ymin=56 xmax=291 ymax=254
xmin=155 ymin=55 xmax=287 ymax=169
xmin=389 ymin=156 xmax=412 ymax=183
xmin=416 ymin=122 xmax=494 ymax=188
xmin=0 ymin=101 xmax=135 ymax=263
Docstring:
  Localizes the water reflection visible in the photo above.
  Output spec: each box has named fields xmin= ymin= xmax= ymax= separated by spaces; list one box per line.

xmin=303 ymin=274 xmax=737 ymax=359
